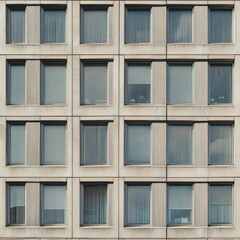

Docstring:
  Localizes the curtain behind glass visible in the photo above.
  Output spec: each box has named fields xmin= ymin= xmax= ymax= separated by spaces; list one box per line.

xmin=8 ymin=9 xmax=25 ymax=43
xmin=167 ymin=64 xmax=192 ymax=104
xmin=7 ymin=124 xmax=25 ymax=165
xmin=41 ymin=63 xmax=66 ymax=104
xmin=42 ymin=185 xmax=66 ymax=224
xmin=41 ymin=9 xmax=66 ymax=43
xmin=126 ymin=124 xmax=150 ymax=164
xmin=209 ymin=124 xmax=232 ymax=164
xmin=8 ymin=63 xmax=25 ymax=104
xmin=209 ymin=64 xmax=232 ymax=104
xmin=81 ymin=124 xmax=107 ymax=165
xmin=81 ymin=63 xmax=107 ymax=104
xmin=81 ymin=8 xmax=107 ymax=43
xmin=8 ymin=185 xmax=25 ymax=224
xmin=125 ymin=9 xmax=150 ymax=43
xmin=209 ymin=9 xmax=232 ymax=43
xmin=83 ymin=185 xmax=107 ymax=224
xmin=168 ymin=9 xmax=192 ymax=43
xmin=42 ymin=124 xmax=66 ymax=164
xmin=167 ymin=125 xmax=192 ymax=164
xmin=127 ymin=185 xmax=150 ymax=225
xmin=209 ymin=185 xmax=232 ymax=224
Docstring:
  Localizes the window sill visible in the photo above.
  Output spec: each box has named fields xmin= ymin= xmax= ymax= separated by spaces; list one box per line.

xmin=80 ymin=225 xmax=112 ymax=228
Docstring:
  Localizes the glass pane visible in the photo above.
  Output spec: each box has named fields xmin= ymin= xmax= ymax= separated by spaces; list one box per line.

xmin=126 ymin=185 xmax=150 ymax=225
xmin=125 ymin=124 xmax=150 ymax=164
xmin=167 ymin=64 xmax=192 ymax=104
xmin=42 ymin=184 xmax=66 ymax=225
xmin=8 ymin=9 xmax=25 ymax=43
xmin=168 ymin=185 xmax=192 ymax=225
xmin=41 ymin=63 xmax=66 ymax=104
xmin=167 ymin=125 xmax=192 ymax=165
xmin=7 ymin=124 xmax=25 ymax=165
xmin=125 ymin=8 xmax=150 ymax=43
xmin=81 ymin=124 xmax=107 ymax=165
xmin=168 ymin=9 xmax=192 ymax=43
xmin=209 ymin=185 xmax=232 ymax=224
xmin=81 ymin=8 xmax=107 ymax=43
xmin=81 ymin=63 xmax=107 ymax=104
xmin=126 ymin=64 xmax=151 ymax=104
xmin=209 ymin=124 xmax=232 ymax=165
xmin=209 ymin=9 xmax=232 ymax=43
xmin=42 ymin=124 xmax=66 ymax=164
xmin=83 ymin=185 xmax=107 ymax=224
xmin=209 ymin=64 xmax=232 ymax=104
xmin=8 ymin=63 xmax=25 ymax=104
xmin=41 ymin=9 xmax=66 ymax=43
xmin=8 ymin=185 xmax=25 ymax=225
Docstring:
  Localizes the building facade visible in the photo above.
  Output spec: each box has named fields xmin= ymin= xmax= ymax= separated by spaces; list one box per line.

xmin=0 ymin=0 xmax=239 ymax=239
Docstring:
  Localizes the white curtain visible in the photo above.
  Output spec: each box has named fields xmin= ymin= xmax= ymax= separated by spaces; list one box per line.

xmin=81 ymin=124 xmax=107 ymax=165
xmin=81 ymin=9 xmax=107 ymax=43
xmin=42 ymin=185 xmax=66 ymax=224
xmin=8 ymin=9 xmax=25 ymax=43
xmin=167 ymin=124 xmax=192 ymax=164
xmin=126 ymin=124 xmax=150 ymax=164
xmin=42 ymin=124 xmax=66 ymax=164
xmin=8 ymin=63 xmax=25 ymax=104
xmin=209 ymin=9 xmax=232 ymax=43
xmin=209 ymin=124 xmax=232 ymax=164
xmin=8 ymin=124 xmax=25 ymax=165
xmin=8 ymin=185 xmax=25 ymax=224
xmin=127 ymin=185 xmax=150 ymax=225
xmin=168 ymin=9 xmax=192 ymax=43
xmin=209 ymin=185 xmax=232 ymax=224
xmin=42 ymin=64 xmax=66 ymax=104
xmin=167 ymin=64 xmax=192 ymax=104
xmin=125 ymin=9 xmax=150 ymax=43
xmin=81 ymin=63 xmax=107 ymax=104
xmin=209 ymin=64 xmax=232 ymax=104
xmin=42 ymin=9 xmax=66 ymax=43
xmin=83 ymin=185 xmax=107 ymax=224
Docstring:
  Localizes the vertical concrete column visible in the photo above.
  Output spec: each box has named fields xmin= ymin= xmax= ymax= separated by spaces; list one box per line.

xmin=108 ymin=121 xmax=114 ymax=166
xmin=152 ymin=7 xmax=166 ymax=44
xmin=108 ymin=61 xmax=114 ymax=105
xmin=27 ymin=6 xmax=40 ymax=44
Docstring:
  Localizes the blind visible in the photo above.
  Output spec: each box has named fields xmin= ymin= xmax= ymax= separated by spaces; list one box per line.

xmin=127 ymin=64 xmax=151 ymax=84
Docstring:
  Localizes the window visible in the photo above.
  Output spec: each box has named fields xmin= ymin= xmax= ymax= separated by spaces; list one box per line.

xmin=209 ymin=184 xmax=232 ymax=225
xmin=168 ymin=185 xmax=192 ymax=225
xmin=82 ymin=184 xmax=107 ymax=225
xmin=125 ymin=7 xmax=151 ymax=43
xmin=7 ymin=62 xmax=25 ymax=105
xmin=209 ymin=63 xmax=232 ymax=104
xmin=125 ymin=184 xmax=150 ymax=225
xmin=7 ymin=123 xmax=25 ymax=165
xmin=125 ymin=63 xmax=151 ymax=104
xmin=81 ymin=62 xmax=108 ymax=105
xmin=81 ymin=123 xmax=108 ymax=165
xmin=7 ymin=184 xmax=25 ymax=225
xmin=7 ymin=7 xmax=25 ymax=43
xmin=41 ymin=62 xmax=66 ymax=104
xmin=209 ymin=9 xmax=232 ymax=43
xmin=41 ymin=184 xmax=66 ymax=225
xmin=41 ymin=123 xmax=66 ymax=165
xmin=41 ymin=7 xmax=66 ymax=43
xmin=81 ymin=7 xmax=108 ymax=43
xmin=167 ymin=124 xmax=193 ymax=165
xmin=168 ymin=8 xmax=192 ymax=43
xmin=209 ymin=124 xmax=233 ymax=165
xmin=125 ymin=124 xmax=150 ymax=164
xmin=167 ymin=63 xmax=192 ymax=104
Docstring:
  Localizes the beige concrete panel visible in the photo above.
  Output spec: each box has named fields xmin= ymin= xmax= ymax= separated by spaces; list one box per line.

xmin=0 ymin=57 xmax=6 ymax=110
xmin=234 ymin=118 xmax=240 ymax=168
xmin=194 ymin=6 xmax=208 ymax=44
xmin=195 ymin=61 xmax=208 ymax=105
xmin=27 ymin=6 xmax=40 ymax=44
xmin=27 ymin=182 xmax=40 ymax=226
xmin=26 ymin=122 xmax=40 ymax=165
xmin=195 ymin=123 xmax=208 ymax=166
xmin=0 ymin=118 xmax=6 ymax=168
xmin=27 ymin=60 xmax=40 ymax=105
